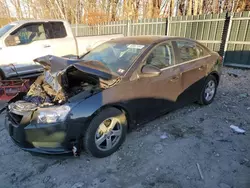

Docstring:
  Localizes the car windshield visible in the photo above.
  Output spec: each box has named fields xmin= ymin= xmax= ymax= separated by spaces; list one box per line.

xmin=81 ymin=42 xmax=148 ymax=76
xmin=0 ymin=24 xmax=15 ymax=38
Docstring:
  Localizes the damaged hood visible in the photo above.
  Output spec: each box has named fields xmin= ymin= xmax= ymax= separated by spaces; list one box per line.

xmin=34 ymin=55 xmax=116 ymax=80
xmin=34 ymin=55 xmax=79 ymax=73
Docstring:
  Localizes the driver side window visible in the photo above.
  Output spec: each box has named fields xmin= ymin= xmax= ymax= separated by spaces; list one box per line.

xmin=5 ymin=23 xmax=47 ymax=47
xmin=146 ymin=43 xmax=174 ymax=69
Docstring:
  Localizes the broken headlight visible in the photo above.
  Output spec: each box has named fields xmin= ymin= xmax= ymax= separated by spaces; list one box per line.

xmin=36 ymin=105 xmax=71 ymax=124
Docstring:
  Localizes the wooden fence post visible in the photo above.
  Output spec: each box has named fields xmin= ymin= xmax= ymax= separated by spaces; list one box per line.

xmin=127 ymin=20 xmax=131 ymax=36
xmin=165 ymin=18 xmax=169 ymax=36
xmin=223 ymin=12 xmax=233 ymax=64
xmin=220 ymin=12 xmax=231 ymax=58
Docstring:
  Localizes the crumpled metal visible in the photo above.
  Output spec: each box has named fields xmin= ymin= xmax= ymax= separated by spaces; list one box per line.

xmin=25 ymin=70 xmax=67 ymax=104
xmin=23 ymin=95 xmax=51 ymax=105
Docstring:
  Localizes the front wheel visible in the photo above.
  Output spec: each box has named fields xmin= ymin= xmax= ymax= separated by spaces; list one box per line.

xmin=198 ymin=75 xmax=218 ymax=105
xmin=83 ymin=108 xmax=127 ymax=158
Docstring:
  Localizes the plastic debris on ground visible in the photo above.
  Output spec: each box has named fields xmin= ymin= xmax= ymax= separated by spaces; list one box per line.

xmin=160 ymin=132 xmax=168 ymax=139
xmin=230 ymin=125 xmax=246 ymax=134
xmin=196 ymin=163 xmax=204 ymax=180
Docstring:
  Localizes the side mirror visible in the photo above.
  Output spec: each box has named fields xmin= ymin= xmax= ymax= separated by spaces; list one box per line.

xmin=5 ymin=35 xmax=20 ymax=46
xmin=141 ymin=64 xmax=161 ymax=77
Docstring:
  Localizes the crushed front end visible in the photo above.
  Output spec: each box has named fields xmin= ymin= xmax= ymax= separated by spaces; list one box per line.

xmin=4 ymin=56 xmax=119 ymax=155
xmin=6 ymin=99 xmax=73 ymax=154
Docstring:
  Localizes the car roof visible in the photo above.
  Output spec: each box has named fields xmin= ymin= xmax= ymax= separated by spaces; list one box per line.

xmin=109 ymin=36 xmax=200 ymax=45
xmin=110 ymin=36 xmax=212 ymax=53
xmin=12 ymin=19 xmax=67 ymax=25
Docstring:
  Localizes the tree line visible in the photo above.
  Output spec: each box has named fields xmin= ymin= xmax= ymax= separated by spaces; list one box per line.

xmin=0 ymin=0 xmax=250 ymax=26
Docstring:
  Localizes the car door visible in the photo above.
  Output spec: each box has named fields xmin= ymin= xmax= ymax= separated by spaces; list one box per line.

xmin=44 ymin=22 xmax=77 ymax=57
xmin=174 ymin=40 xmax=211 ymax=104
xmin=2 ymin=23 xmax=52 ymax=73
xmin=128 ymin=41 xmax=184 ymax=123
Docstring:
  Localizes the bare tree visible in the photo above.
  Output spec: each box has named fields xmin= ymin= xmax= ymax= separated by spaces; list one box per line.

xmin=188 ymin=0 xmax=193 ymax=15
xmin=10 ymin=0 xmax=24 ymax=19
xmin=199 ymin=0 xmax=204 ymax=14
xmin=193 ymin=0 xmax=199 ymax=15
xmin=111 ymin=0 xmax=119 ymax=21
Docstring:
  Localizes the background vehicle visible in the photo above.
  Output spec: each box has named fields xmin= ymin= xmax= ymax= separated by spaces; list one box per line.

xmin=5 ymin=36 xmax=222 ymax=158
xmin=0 ymin=20 xmax=123 ymax=79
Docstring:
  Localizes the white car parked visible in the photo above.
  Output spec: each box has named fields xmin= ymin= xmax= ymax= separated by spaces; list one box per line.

xmin=0 ymin=19 xmax=123 ymax=79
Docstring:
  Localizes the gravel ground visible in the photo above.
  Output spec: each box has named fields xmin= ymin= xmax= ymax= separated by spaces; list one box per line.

xmin=0 ymin=67 xmax=249 ymax=188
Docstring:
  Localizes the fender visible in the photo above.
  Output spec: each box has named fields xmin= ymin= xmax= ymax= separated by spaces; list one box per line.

xmin=65 ymin=91 xmax=135 ymax=139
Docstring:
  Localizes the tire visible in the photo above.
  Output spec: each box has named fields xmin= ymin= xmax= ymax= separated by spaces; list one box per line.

xmin=83 ymin=107 xmax=127 ymax=158
xmin=198 ymin=75 xmax=218 ymax=105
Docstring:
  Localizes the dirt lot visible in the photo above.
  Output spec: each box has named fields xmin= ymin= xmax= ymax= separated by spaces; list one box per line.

xmin=0 ymin=67 xmax=249 ymax=188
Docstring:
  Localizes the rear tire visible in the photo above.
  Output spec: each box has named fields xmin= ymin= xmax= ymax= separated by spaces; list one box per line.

xmin=198 ymin=75 xmax=218 ymax=105
xmin=83 ymin=107 xmax=127 ymax=158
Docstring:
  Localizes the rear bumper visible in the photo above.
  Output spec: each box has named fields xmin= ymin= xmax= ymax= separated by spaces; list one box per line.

xmin=5 ymin=115 xmax=72 ymax=155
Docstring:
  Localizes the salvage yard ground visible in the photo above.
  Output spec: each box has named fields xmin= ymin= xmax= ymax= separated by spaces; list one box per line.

xmin=0 ymin=67 xmax=249 ymax=188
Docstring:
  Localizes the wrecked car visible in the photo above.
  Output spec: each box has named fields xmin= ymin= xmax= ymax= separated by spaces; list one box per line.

xmin=4 ymin=36 xmax=222 ymax=158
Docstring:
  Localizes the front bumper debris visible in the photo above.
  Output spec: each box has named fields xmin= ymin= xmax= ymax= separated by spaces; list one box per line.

xmin=5 ymin=112 xmax=72 ymax=154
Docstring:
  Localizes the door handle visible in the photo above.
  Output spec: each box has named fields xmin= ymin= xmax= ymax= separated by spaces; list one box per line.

xmin=43 ymin=44 xmax=51 ymax=48
xmin=198 ymin=65 xmax=205 ymax=71
xmin=170 ymin=75 xmax=180 ymax=82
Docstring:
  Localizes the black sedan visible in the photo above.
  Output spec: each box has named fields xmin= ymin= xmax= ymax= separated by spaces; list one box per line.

xmin=5 ymin=36 xmax=222 ymax=158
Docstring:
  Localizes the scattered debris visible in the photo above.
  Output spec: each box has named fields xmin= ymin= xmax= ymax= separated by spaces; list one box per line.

xmin=217 ymin=139 xmax=232 ymax=143
xmin=239 ymin=158 xmax=250 ymax=167
xmin=227 ymin=71 xmax=239 ymax=78
xmin=100 ymin=178 xmax=106 ymax=183
xmin=239 ymin=158 xmax=249 ymax=165
xmin=215 ymin=153 xmax=220 ymax=157
xmin=239 ymin=93 xmax=248 ymax=98
xmin=219 ymin=182 xmax=231 ymax=188
xmin=199 ymin=118 xmax=205 ymax=122
xmin=230 ymin=125 xmax=246 ymax=134
xmin=72 ymin=146 xmax=78 ymax=157
xmin=240 ymin=148 xmax=247 ymax=152
xmin=169 ymin=126 xmax=184 ymax=138
xmin=71 ymin=182 xmax=85 ymax=188
xmin=154 ymin=143 xmax=163 ymax=154
xmin=43 ymin=176 xmax=51 ymax=183
xmin=160 ymin=132 xmax=168 ymax=139
xmin=196 ymin=163 xmax=204 ymax=180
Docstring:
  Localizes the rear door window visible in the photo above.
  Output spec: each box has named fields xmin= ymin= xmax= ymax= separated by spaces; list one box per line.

xmin=146 ymin=42 xmax=174 ymax=69
xmin=44 ymin=22 xmax=67 ymax=39
xmin=176 ymin=40 xmax=208 ymax=63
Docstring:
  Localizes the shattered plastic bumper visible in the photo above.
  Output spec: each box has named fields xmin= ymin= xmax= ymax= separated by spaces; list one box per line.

xmin=5 ymin=115 xmax=72 ymax=155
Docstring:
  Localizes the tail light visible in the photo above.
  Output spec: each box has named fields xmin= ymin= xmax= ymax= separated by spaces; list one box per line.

xmin=219 ymin=56 xmax=223 ymax=61
xmin=218 ymin=55 xmax=223 ymax=64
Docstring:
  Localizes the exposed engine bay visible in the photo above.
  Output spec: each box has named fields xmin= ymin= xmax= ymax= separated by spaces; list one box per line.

xmin=22 ymin=68 xmax=115 ymax=108
xmin=5 ymin=56 xmax=120 ymax=113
